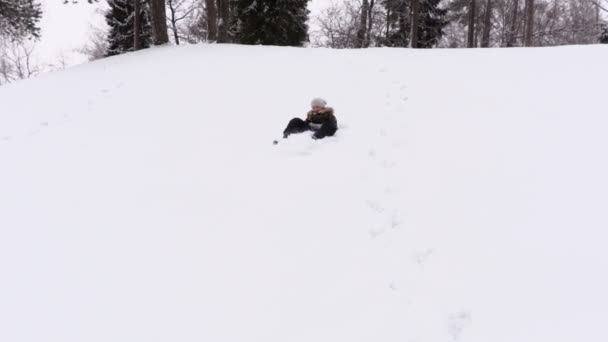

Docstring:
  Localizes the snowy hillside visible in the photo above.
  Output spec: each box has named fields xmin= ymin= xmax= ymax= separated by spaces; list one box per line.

xmin=1 ymin=44 xmax=607 ymax=342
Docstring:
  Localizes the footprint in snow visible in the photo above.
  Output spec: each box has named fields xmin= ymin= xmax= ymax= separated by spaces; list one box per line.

xmin=411 ymin=249 xmax=434 ymax=265
xmin=446 ymin=311 xmax=472 ymax=340
xmin=369 ymin=210 xmax=403 ymax=239
xmin=389 ymin=281 xmax=398 ymax=291
xmin=389 ymin=210 xmax=404 ymax=229
xmin=369 ymin=226 xmax=386 ymax=239
xmin=379 ymin=160 xmax=397 ymax=168
xmin=384 ymin=185 xmax=400 ymax=195
xmin=365 ymin=200 xmax=385 ymax=214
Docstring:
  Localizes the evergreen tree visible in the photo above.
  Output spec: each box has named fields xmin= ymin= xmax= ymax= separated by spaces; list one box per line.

xmin=0 ymin=0 xmax=42 ymax=40
xmin=234 ymin=0 xmax=309 ymax=46
xmin=105 ymin=0 xmax=152 ymax=56
xmin=380 ymin=0 xmax=409 ymax=47
xmin=601 ymin=23 xmax=608 ymax=44
xmin=418 ymin=0 xmax=448 ymax=48
xmin=381 ymin=0 xmax=447 ymax=48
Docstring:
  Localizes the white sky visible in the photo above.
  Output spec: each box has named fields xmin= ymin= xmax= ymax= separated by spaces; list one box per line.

xmin=35 ymin=1 xmax=108 ymax=69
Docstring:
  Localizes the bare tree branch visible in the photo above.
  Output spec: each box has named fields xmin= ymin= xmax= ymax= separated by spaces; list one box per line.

xmin=588 ymin=0 xmax=608 ymax=13
xmin=0 ymin=39 xmax=39 ymax=85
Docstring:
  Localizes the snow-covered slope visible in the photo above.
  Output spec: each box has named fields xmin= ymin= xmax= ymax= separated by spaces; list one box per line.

xmin=1 ymin=44 xmax=607 ymax=342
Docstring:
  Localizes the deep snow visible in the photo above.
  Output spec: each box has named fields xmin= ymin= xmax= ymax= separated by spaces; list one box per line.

xmin=1 ymin=44 xmax=607 ymax=342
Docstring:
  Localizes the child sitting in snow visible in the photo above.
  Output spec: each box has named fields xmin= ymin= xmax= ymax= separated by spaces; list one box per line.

xmin=282 ymin=98 xmax=338 ymax=140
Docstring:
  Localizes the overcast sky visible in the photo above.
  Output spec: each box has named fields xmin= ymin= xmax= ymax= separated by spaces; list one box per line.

xmin=34 ymin=0 xmax=330 ymax=70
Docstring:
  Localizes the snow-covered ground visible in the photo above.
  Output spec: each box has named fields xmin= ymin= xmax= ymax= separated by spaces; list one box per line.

xmin=1 ymin=44 xmax=607 ymax=342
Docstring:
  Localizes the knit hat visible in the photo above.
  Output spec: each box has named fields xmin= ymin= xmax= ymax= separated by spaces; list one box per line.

xmin=311 ymin=98 xmax=327 ymax=108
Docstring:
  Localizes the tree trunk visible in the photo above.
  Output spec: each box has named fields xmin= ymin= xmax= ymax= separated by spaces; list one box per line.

xmin=356 ymin=0 xmax=369 ymax=48
xmin=481 ymin=0 xmax=492 ymax=47
xmin=409 ymin=0 xmax=419 ymax=48
xmin=595 ymin=1 xmax=600 ymax=36
xmin=168 ymin=0 xmax=179 ymax=45
xmin=134 ymin=0 xmax=141 ymax=50
xmin=507 ymin=0 xmax=519 ymax=47
xmin=206 ymin=0 xmax=218 ymax=41
xmin=524 ymin=0 xmax=534 ymax=46
xmin=367 ymin=0 xmax=375 ymax=47
xmin=386 ymin=7 xmax=391 ymax=44
xmin=217 ymin=0 xmax=230 ymax=43
xmin=467 ymin=0 xmax=476 ymax=48
xmin=148 ymin=0 xmax=169 ymax=45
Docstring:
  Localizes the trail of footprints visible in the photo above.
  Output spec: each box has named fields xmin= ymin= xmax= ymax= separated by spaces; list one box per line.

xmin=0 ymin=83 xmax=119 ymax=144
xmin=365 ymin=74 xmax=470 ymax=340
xmin=364 ymin=74 xmax=409 ymax=240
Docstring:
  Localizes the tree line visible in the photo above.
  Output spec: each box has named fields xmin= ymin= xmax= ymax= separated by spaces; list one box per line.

xmin=98 ymin=0 xmax=608 ymax=52
xmin=97 ymin=0 xmax=608 ymax=53
xmin=313 ymin=0 xmax=608 ymax=48
xmin=0 ymin=0 xmax=607 ymax=67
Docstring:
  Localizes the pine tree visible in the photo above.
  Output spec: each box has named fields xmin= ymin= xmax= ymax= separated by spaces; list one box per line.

xmin=0 ymin=0 xmax=42 ymax=40
xmin=105 ymin=0 xmax=152 ymax=56
xmin=217 ymin=0 xmax=231 ymax=43
xmin=381 ymin=0 xmax=447 ymax=48
xmin=380 ymin=0 xmax=408 ymax=47
xmin=417 ymin=0 xmax=448 ymax=48
xmin=234 ymin=0 xmax=309 ymax=46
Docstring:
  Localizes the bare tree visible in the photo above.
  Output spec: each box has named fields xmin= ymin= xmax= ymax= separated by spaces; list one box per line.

xmin=588 ymin=0 xmax=608 ymax=12
xmin=167 ymin=0 xmax=197 ymax=44
xmin=440 ymin=0 xmax=607 ymax=48
xmin=178 ymin=1 xmax=210 ymax=43
xmin=80 ymin=25 xmax=109 ymax=60
xmin=0 ymin=39 xmax=39 ymax=85
xmin=310 ymin=1 xmax=360 ymax=48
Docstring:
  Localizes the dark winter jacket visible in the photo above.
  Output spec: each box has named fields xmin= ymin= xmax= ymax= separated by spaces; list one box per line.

xmin=306 ymin=107 xmax=337 ymax=127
